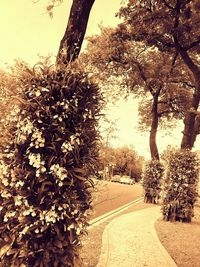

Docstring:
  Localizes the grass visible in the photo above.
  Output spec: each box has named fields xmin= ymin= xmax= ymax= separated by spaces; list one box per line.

xmin=155 ymin=205 xmax=200 ymax=267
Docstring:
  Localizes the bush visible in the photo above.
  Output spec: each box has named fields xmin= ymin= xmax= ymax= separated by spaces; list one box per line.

xmin=143 ymin=160 xmax=165 ymax=204
xmin=162 ymin=149 xmax=199 ymax=223
xmin=0 ymin=64 xmax=103 ymax=266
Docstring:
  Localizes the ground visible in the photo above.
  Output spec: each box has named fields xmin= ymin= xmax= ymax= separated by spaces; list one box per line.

xmin=155 ymin=205 xmax=200 ymax=267
xmin=80 ymin=202 xmax=200 ymax=267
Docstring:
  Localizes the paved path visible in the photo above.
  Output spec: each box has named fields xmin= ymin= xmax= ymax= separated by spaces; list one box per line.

xmin=97 ymin=206 xmax=177 ymax=267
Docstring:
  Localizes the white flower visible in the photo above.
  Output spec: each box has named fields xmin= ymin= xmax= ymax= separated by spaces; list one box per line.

xmin=61 ymin=142 xmax=73 ymax=153
xmin=23 ymin=206 xmax=36 ymax=217
xmin=31 ymin=129 xmax=45 ymax=148
xmin=1 ymin=177 xmax=9 ymax=187
xmin=50 ymin=164 xmax=67 ymax=181
xmin=14 ymin=195 xmax=23 ymax=206
xmin=19 ymin=225 xmax=29 ymax=237
xmin=16 ymin=180 xmax=24 ymax=188
xmin=1 ymin=190 xmax=11 ymax=198
xmin=67 ymin=223 xmax=75 ymax=230
xmin=3 ymin=211 xmax=16 ymax=222
xmin=28 ymin=153 xmax=43 ymax=169
xmin=35 ymin=90 xmax=41 ymax=97
xmin=41 ymin=87 xmax=49 ymax=92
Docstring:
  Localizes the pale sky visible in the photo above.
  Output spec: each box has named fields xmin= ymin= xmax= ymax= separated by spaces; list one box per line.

xmin=0 ymin=0 xmax=199 ymax=158
xmin=0 ymin=0 xmax=121 ymax=67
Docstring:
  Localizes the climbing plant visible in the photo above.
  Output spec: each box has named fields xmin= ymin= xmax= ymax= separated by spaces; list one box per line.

xmin=143 ymin=160 xmax=164 ymax=204
xmin=162 ymin=149 xmax=199 ymax=223
xmin=0 ymin=63 xmax=103 ymax=266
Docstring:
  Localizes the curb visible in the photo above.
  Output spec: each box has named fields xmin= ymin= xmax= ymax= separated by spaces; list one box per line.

xmin=89 ymin=197 xmax=143 ymax=228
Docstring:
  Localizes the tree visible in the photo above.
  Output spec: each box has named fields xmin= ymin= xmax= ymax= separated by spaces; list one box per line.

xmin=118 ymin=0 xmax=200 ymax=149
xmin=99 ymin=119 xmax=118 ymax=179
xmin=82 ymin=27 xmax=192 ymax=160
xmin=98 ymin=145 xmax=143 ymax=181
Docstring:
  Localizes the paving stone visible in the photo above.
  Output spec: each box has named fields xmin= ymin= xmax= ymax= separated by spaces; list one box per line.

xmin=97 ymin=206 xmax=177 ymax=267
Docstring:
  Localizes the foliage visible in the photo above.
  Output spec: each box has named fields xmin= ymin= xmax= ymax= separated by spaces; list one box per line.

xmin=83 ymin=23 xmax=193 ymax=134
xmin=0 ymin=63 xmax=103 ymax=266
xmin=143 ymin=160 xmax=165 ymax=204
xmin=118 ymin=0 xmax=200 ymax=54
xmin=117 ymin=0 xmax=200 ymax=149
xmin=162 ymin=149 xmax=199 ymax=223
xmin=0 ymin=69 xmax=21 ymax=147
xmin=98 ymin=145 xmax=143 ymax=181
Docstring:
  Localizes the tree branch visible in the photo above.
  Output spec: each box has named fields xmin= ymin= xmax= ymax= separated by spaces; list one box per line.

xmin=185 ymin=36 xmax=200 ymax=51
xmin=169 ymin=79 xmax=195 ymax=88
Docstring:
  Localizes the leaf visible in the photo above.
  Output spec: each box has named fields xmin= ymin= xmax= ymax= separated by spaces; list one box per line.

xmin=0 ymin=243 xmax=13 ymax=257
xmin=74 ymin=174 xmax=85 ymax=181
xmin=73 ymin=168 xmax=85 ymax=174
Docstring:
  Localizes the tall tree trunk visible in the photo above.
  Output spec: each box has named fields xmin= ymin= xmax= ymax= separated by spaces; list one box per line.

xmin=56 ymin=0 xmax=95 ymax=66
xmin=190 ymin=115 xmax=200 ymax=148
xmin=173 ymin=36 xmax=200 ymax=149
xmin=176 ymin=49 xmax=200 ymax=149
xmin=181 ymin=85 xmax=200 ymax=149
xmin=149 ymin=91 xmax=160 ymax=161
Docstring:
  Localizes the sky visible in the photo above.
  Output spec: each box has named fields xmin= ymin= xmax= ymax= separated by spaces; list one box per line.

xmin=0 ymin=0 xmax=199 ymax=158
xmin=0 ymin=0 xmax=121 ymax=67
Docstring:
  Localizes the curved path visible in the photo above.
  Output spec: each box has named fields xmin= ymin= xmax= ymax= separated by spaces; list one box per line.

xmin=97 ymin=206 xmax=177 ymax=267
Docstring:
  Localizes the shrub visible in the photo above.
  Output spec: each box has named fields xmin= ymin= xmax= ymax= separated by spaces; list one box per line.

xmin=162 ymin=149 xmax=199 ymax=223
xmin=143 ymin=160 xmax=164 ymax=204
xmin=0 ymin=64 xmax=103 ymax=266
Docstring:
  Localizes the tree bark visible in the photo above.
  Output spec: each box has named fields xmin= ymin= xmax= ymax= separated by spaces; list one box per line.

xmin=181 ymin=87 xmax=200 ymax=149
xmin=56 ymin=0 xmax=95 ymax=66
xmin=190 ymin=114 xmax=200 ymax=148
xmin=177 ymin=49 xmax=200 ymax=149
xmin=149 ymin=90 xmax=160 ymax=161
xmin=172 ymin=27 xmax=200 ymax=149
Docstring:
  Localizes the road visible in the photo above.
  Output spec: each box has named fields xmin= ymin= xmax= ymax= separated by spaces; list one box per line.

xmin=91 ymin=180 xmax=143 ymax=219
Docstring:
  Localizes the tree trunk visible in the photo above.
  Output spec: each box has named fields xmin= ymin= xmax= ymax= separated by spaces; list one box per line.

xmin=181 ymin=79 xmax=200 ymax=149
xmin=56 ymin=0 xmax=95 ymax=66
xmin=149 ymin=92 xmax=160 ymax=161
xmin=190 ymin=115 xmax=200 ymax=148
xmin=173 ymin=42 xmax=200 ymax=149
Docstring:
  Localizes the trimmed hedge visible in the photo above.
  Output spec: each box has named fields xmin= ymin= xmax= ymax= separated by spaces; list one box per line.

xmin=143 ymin=160 xmax=164 ymax=204
xmin=0 ymin=64 xmax=103 ymax=266
xmin=162 ymin=149 xmax=199 ymax=223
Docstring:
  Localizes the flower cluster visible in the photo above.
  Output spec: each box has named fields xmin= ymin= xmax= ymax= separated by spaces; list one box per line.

xmin=16 ymin=117 xmax=34 ymax=144
xmin=28 ymin=153 xmax=46 ymax=177
xmin=61 ymin=134 xmax=81 ymax=153
xmin=60 ymin=99 xmax=70 ymax=110
xmin=50 ymin=164 xmax=68 ymax=185
xmin=28 ymin=85 xmax=49 ymax=97
xmin=0 ymin=160 xmax=10 ymax=187
xmin=30 ymin=129 xmax=45 ymax=148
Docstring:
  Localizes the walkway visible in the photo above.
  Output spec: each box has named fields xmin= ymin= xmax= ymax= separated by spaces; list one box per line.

xmin=97 ymin=206 xmax=177 ymax=267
